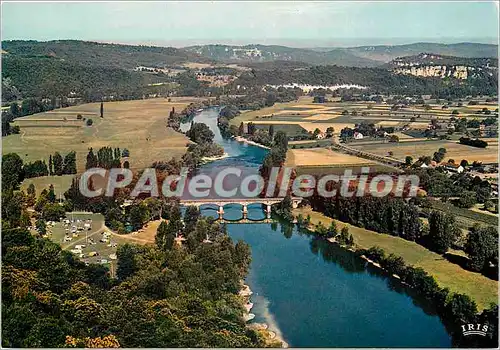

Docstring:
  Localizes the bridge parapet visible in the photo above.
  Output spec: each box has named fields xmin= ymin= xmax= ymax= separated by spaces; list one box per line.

xmin=180 ymin=197 xmax=303 ymax=208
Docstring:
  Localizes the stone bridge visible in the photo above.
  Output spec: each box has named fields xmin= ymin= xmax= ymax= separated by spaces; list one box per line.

xmin=180 ymin=197 xmax=303 ymax=219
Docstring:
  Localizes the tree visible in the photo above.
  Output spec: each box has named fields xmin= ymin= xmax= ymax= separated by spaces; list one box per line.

xmin=247 ymin=122 xmax=256 ymax=136
xmin=313 ymin=128 xmax=321 ymax=138
xmin=337 ymin=227 xmax=351 ymax=245
xmin=41 ymin=203 xmax=65 ymax=221
xmin=326 ymin=127 xmax=334 ymax=137
xmin=63 ymin=151 xmax=77 ymax=174
xmin=445 ymin=293 xmax=478 ymax=323
xmin=326 ymin=221 xmax=337 ymax=238
xmin=35 ymin=219 xmax=47 ymax=236
xmin=186 ymin=123 xmax=214 ymax=144
xmin=116 ymin=244 xmax=138 ymax=280
xmin=268 ymin=124 xmax=274 ymax=137
xmin=457 ymin=191 xmax=477 ymax=209
xmin=48 ymin=155 xmax=53 ymax=175
xmin=273 ymin=131 xmax=288 ymax=151
xmin=184 ymin=205 xmax=200 ymax=233
xmin=276 ymin=195 xmax=293 ymax=221
xmin=405 ymin=156 xmax=413 ymax=166
xmin=382 ymin=254 xmax=406 ymax=276
xmin=155 ymin=221 xmax=175 ymax=250
xmin=9 ymin=102 xmax=20 ymax=117
xmin=427 ymin=211 xmax=460 ymax=254
xmin=464 ymin=225 xmax=498 ymax=272
xmin=86 ymin=119 xmax=93 ymax=126
xmin=129 ymin=203 xmax=150 ymax=230
xmin=20 ymin=210 xmax=31 ymax=229
xmin=2 ymin=153 xmax=24 ymax=190
xmin=52 ymin=152 xmax=63 ymax=176
xmin=47 ymin=184 xmax=56 ymax=203
xmin=26 ymin=183 xmax=36 ymax=207
xmin=85 ymin=148 xmax=98 ymax=170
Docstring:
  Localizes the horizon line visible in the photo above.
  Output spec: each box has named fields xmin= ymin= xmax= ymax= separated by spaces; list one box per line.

xmin=2 ymin=38 xmax=498 ymax=49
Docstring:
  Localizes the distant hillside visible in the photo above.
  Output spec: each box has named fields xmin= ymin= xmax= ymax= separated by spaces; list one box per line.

xmin=185 ymin=44 xmax=380 ymax=67
xmin=1 ymin=40 xmax=214 ymax=101
xmin=2 ymin=55 xmax=154 ymax=101
xmin=345 ymin=42 xmax=498 ymax=63
xmin=185 ymin=42 xmax=497 ymax=67
xmin=2 ymin=40 xmax=212 ymax=69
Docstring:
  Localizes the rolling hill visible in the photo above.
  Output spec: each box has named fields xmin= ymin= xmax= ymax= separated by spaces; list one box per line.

xmin=344 ymin=42 xmax=498 ymax=63
xmin=186 ymin=42 xmax=498 ymax=67
xmin=185 ymin=44 xmax=381 ymax=67
xmin=2 ymin=40 xmax=213 ymax=69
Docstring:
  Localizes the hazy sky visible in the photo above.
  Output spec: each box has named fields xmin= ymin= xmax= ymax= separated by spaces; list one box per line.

xmin=1 ymin=1 xmax=499 ymax=47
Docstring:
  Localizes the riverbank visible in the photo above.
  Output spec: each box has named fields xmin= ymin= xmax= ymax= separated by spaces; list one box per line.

xmin=293 ymin=207 xmax=497 ymax=311
xmin=234 ymin=136 xmax=271 ymax=150
xmin=239 ymin=283 xmax=288 ymax=348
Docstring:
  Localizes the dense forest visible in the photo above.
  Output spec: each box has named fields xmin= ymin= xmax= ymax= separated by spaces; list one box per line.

xmin=2 ymin=40 xmax=211 ymax=69
xmin=2 ymin=56 xmax=151 ymax=101
xmin=2 ymin=219 xmax=264 ymax=347
xmin=1 ymin=143 xmax=266 ymax=348
xmin=231 ymin=65 xmax=498 ymax=98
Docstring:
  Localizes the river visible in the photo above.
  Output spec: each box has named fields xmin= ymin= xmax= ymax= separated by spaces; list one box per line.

xmin=180 ymin=109 xmax=451 ymax=347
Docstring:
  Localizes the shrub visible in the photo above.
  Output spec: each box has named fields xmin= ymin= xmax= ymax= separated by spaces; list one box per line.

xmin=365 ymin=246 xmax=385 ymax=262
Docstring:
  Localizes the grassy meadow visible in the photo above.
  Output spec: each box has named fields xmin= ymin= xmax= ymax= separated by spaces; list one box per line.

xmin=3 ymin=98 xmax=204 ymax=173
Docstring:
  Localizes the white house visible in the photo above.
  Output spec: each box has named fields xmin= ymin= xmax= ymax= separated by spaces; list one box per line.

xmin=444 ymin=164 xmax=464 ymax=173
xmin=353 ymin=132 xmax=364 ymax=140
xmin=316 ymin=132 xmax=326 ymax=139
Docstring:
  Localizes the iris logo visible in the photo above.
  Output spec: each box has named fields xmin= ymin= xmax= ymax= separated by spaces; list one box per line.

xmin=461 ymin=324 xmax=489 ymax=336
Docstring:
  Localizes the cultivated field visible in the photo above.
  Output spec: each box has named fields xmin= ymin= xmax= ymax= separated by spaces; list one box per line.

xmin=286 ymin=148 xmax=376 ymax=167
xmin=294 ymin=207 xmax=498 ymax=311
xmin=231 ymin=98 xmax=498 ymax=141
xmin=3 ymin=98 xmax=202 ymax=172
xmin=351 ymin=140 xmax=499 ymax=164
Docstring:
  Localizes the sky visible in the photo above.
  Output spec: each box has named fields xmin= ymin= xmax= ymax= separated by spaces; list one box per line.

xmin=1 ymin=1 xmax=499 ymax=48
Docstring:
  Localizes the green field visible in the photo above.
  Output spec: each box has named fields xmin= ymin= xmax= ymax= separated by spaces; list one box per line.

xmin=4 ymin=98 xmax=203 ymax=173
xmin=294 ymin=207 xmax=498 ymax=311
xmin=21 ymin=175 xmax=75 ymax=197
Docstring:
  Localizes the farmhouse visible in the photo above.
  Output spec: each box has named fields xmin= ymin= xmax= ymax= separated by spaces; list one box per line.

xmin=443 ymin=164 xmax=464 ymax=174
xmin=353 ymin=132 xmax=364 ymax=140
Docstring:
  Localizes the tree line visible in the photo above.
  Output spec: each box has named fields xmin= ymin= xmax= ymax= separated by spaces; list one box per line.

xmin=308 ymin=192 xmax=498 ymax=279
xmin=2 ymin=151 xmax=77 ymax=190
xmin=230 ymin=64 xmax=498 ymax=98
xmin=85 ymin=147 xmax=124 ymax=170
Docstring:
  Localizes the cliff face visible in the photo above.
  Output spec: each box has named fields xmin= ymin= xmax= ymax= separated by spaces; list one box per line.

xmin=393 ymin=65 xmax=470 ymax=79
xmin=389 ymin=53 xmax=497 ymax=80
